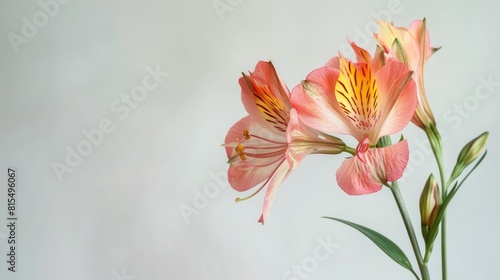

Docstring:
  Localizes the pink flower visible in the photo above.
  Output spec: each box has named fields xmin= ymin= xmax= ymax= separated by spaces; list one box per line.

xmin=291 ymin=42 xmax=417 ymax=195
xmin=375 ymin=19 xmax=439 ymax=130
xmin=224 ymin=61 xmax=345 ymax=223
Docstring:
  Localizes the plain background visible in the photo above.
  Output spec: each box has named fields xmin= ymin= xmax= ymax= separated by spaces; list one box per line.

xmin=1 ymin=0 xmax=499 ymax=279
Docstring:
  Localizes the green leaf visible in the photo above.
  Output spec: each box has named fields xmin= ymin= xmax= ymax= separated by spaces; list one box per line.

xmin=323 ymin=216 xmax=418 ymax=277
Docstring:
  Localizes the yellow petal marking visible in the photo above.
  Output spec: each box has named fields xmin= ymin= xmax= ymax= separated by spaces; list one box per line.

xmin=253 ymin=85 xmax=289 ymax=133
xmin=335 ymin=58 xmax=380 ymax=132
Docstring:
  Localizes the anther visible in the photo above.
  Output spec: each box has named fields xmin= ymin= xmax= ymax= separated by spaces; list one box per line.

xmin=243 ymin=130 xmax=250 ymax=140
xmin=235 ymin=143 xmax=246 ymax=160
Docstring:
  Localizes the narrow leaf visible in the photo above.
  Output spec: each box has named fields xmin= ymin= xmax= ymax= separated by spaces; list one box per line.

xmin=323 ymin=216 xmax=418 ymax=277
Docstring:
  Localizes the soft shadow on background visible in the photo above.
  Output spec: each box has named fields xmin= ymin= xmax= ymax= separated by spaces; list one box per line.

xmin=1 ymin=0 xmax=499 ymax=279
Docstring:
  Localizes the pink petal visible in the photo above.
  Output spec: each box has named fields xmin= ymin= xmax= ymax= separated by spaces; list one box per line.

xmin=348 ymin=40 xmax=372 ymax=64
xmin=408 ymin=20 xmax=423 ymax=37
xmin=336 ymin=140 xmax=409 ymax=195
xmin=285 ymin=108 xmax=311 ymax=169
xmin=408 ymin=19 xmax=434 ymax=59
xmin=336 ymin=156 xmax=382 ymax=195
xmin=239 ymin=76 xmax=263 ymax=121
xmin=225 ymin=116 xmax=286 ymax=192
xmin=240 ymin=61 xmax=291 ymax=120
xmin=325 ymin=57 xmax=340 ymax=68
xmin=290 ymin=67 xmax=354 ymax=136
xmin=253 ymin=61 xmax=291 ymax=105
xmin=258 ymin=160 xmax=292 ymax=224
xmin=375 ymin=60 xmax=417 ymax=137
xmin=285 ymin=108 xmax=346 ymax=171
xmin=376 ymin=139 xmax=409 ymax=182
xmin=375 ymin=21 xmax=421 ymax=71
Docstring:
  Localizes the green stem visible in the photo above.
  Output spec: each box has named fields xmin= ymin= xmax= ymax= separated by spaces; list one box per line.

xmin=441 ymin=212 xmax=447 ymax=280
xmin=424 ymin=125 xmax=448 ymax=280
xmin=343 ymin=146 xmax=356 ymax=155
xmin=389 ymin=182 xmax=430 ymax=280
xmin=423 ymin=243 xmax=433 ymax=263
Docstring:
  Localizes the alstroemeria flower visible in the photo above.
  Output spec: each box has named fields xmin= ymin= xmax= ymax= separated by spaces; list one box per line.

xmin=375 ymin=19 xmax=439 ymax=130
xmin=291 ymin=42 xmax=417 ymax=195
xmin=224 ymin=61 xmax=345 ymax=223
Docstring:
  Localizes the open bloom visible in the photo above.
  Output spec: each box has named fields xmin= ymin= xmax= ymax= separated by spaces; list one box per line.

xmin=375 ymin=19 xmax=439 ymax=130
xmin=291 ymin=42 xmax=417 ymax=195
xmin=224 ymin=61 xmax=345 ymax=224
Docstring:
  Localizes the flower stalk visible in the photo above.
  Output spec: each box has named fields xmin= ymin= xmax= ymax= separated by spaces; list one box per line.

xmin=423 ymin=124 xmax=449 ymax=279
xmin=388 ymin=182 xmax=430 ymax=280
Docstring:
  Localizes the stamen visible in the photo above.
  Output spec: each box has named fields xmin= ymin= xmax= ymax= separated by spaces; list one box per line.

xmin=243 ymin=156 xmax=284 ymax=168
xmin=235 ymin=143 xmax=246 ymax=160
xmin=249 ymin=133 xmax=286 ymax=145
xmin=235 ymin=158 xmax=287 ymax=203
xmin=243 ymin=145 xmax=287 ymax=150
xmin=243 ymin=148 xmax=288 ymax=159
xmin=243 ymin=130 xmax=250 ymax=140
xmin=235 ymin=182 xmax=266 ymax=202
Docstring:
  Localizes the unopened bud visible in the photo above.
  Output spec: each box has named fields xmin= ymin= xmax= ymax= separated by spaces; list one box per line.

xmin=451 ymin=131 xmax=489 ymax=181
xmin=420 ymin=174 xmax=440 ymax=239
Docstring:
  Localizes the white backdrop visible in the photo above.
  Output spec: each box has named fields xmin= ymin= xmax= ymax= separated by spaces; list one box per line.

xmin=1 ymin=0 xmax=499 ymax=279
